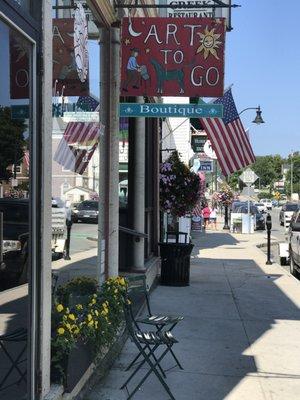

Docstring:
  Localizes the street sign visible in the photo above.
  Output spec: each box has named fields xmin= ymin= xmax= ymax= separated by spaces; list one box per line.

xmin=119 ymin=103 xmax=223 ymax=118
xmin=239 ymin=168 xmax=258 ymax=185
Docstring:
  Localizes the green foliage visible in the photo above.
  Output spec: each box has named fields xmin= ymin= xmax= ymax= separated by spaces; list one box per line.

xmin=0 ymin=107 xmax=26 ymax=181
xmin=160 ymin=151 xmax=200 ymax=217
xmin=257 ymin=191 xmax=271 ymax=200
xmin=251 ymin=155 xmax=282 ymax=189
xmin=51 ymin=276 xmax=127 ymax=384
xmin=56 ymin=276 xmax=98 ymax=306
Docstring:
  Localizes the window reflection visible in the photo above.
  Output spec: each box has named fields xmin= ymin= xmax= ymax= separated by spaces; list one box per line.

xmin=0 ymin=19 xmax=31 ymax=399
xmin=51 ymin=2 xmax=102 ymax=383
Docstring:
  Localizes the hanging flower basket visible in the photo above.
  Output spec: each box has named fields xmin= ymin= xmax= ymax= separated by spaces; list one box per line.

xmin=217 ymin=183 xmax=234 ymax=206
xmin=160 ymin=151 xmax=200 ymax=217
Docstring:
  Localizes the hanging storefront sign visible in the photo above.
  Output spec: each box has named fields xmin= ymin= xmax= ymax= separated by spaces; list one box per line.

xmin=74 ymin=4 xmax=89 ymax=83
xmin=121 ymin=17 xmax=226 ymax=97
xmin=199 ymin=160 xmax=213 ymax=171
xmin=53 ymin=19 xmax=89 ymax=96
xmin=120 ymin=103 xmax=223 ymax=118
xmin=162 ymin=0 xmax=215 ymax=18
xmin=159 ymin=0 xmax=233 ymax=31
xmin=191 ymin=134 xmax=207 ymax=153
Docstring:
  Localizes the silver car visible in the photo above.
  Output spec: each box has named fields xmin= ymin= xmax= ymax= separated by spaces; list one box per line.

xmin=288 ymin=210 xmax=300 ymax=277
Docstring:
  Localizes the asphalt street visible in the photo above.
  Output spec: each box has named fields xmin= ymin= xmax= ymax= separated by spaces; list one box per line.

xmin=69 ymin=222 xmax=98 ymax=255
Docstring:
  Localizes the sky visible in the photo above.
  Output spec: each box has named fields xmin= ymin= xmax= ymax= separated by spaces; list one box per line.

xmin=225 ymin=0 xmax=300 ymax=157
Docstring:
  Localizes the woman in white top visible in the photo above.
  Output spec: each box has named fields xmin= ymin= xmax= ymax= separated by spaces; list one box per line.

xmin=209 ymin=207 xmax=218 ymax=230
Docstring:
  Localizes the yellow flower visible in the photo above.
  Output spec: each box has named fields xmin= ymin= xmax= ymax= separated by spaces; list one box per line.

xmin=87 ymin=314 xmax=92 ymax=321
xmin=95 ymin=310 xmax=99 ymax=317
xmin=95 ymin=321 xmax=99 ymax=329
xmin=88 ymin=320 xmax=94 ymax=327
xmin=65 ymin=323 xmax=72 ymax=330
xmin=91 ymin=298 xmax=96 ymax=305
xmin=119 ymin=277 xmax=126 ymax=286
xmin=56 ymin=304 xmax=64 ymax=313
xmin=57 ymin=327 xmax=65 ymax=335
xmin=68 ymin=313 xmax=76 ymax=321
xmin=76 ymin=304 xmax=83 ymax=311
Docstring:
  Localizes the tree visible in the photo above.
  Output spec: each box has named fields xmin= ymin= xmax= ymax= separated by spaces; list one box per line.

xmin=0 ymin=107 xmax=27 ymax=181
xmin=251 ymin=155 xmax=283 ymax=191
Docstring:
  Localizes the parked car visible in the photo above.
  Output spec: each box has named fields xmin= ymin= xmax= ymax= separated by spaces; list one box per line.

xmin=279 ymin=203 xmax=299 ymax=227
xmin=235 ymin=205 xmax=265 ymax=230
xmin=260 ymin=199 xmax=272 ymax=210
xmin=255 ymin=202 xmax=267 ymax=214
xmin=288 ymin=210 xmax=300 ymax=277
xmin=231 ymin=201 xmax=247 ymax=212
xmin=76 ymin=200 xmax=99 ymax=223
xmin=0 ymin=198 xmax=29 ymax=287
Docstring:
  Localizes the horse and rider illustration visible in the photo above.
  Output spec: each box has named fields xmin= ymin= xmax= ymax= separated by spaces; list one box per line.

xmin=122 ymin=49 xmax=185 ymax=95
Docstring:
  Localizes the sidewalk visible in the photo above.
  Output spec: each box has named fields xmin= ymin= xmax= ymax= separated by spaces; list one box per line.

xmin=86 ymin=230 xmax=300 ymax=400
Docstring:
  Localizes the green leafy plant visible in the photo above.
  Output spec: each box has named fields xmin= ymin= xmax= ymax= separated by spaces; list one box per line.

xmin=160 ymin=151 xmax=200 ymax=217
xmin=51 ymin=276 xmax=127 ymax=384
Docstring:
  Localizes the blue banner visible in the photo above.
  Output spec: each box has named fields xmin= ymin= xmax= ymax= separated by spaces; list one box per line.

xmin=119 ymin=103 xmax=223 ymax=118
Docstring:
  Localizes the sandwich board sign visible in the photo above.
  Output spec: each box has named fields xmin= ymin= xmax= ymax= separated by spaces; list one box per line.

xmin=239 ymin=168 xmax=258 ymax=185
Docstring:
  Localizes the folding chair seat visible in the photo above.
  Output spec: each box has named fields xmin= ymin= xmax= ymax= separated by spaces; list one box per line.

xmin=0 ymin=328 xmax=27 ymax=391
xmin=121 ymin=299 xmax=179 ymax=400
xmin=126 ymin=275 xmax=184 ymax=331
xmin=134 ymin=330 xmax=178 ymax=346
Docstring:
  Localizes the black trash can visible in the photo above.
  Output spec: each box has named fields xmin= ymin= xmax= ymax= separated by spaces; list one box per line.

xmin=159 ymin=232 xmax=194 ymax=286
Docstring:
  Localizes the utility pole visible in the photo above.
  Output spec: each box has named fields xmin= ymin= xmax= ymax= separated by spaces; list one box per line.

xmin=291 ymin=149 xmax=294 ymax=196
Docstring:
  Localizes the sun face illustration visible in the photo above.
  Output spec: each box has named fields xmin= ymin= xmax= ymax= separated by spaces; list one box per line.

xmin=196 ymin=27 xmax=222 ymax=60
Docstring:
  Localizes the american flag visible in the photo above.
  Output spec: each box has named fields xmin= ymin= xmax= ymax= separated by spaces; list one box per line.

xmin=24 ymin=150 xmax=30 ymax=169
xmin=54 ymin=122 xmax=101 ymax=175
xmin=76 ymin=95 xmax=99 ymax=111
xmin=199 ymin=89 xmax=255 ymax=176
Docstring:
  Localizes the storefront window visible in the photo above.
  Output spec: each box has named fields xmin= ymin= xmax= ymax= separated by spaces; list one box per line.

xmin=0 ymin=17 xmax=33 ymax=399
xmin=51 ymin=1 xmax=101 ymax=386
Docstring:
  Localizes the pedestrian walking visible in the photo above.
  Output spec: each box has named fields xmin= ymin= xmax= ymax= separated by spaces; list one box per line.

xmin=202 ymin=204 xmax=211 ymax=230
xmin=209 ymin=206 xmax=218 ymax=230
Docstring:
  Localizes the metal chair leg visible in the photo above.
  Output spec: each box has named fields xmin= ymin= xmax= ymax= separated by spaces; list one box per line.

xmin=126 ymin=345 xmax=176 ymax=400
xmin=125 ymin=342 xmax=167 ymax=378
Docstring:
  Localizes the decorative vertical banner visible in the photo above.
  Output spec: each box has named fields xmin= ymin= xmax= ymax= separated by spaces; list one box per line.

xmin=121 ymin=17 xmax=225 ymax=97
xmin=53 ymin=19 xmax=89 ymax=96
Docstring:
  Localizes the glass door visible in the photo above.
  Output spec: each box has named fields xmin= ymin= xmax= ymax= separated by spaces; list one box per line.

xmin=0 ymin=15 xmax=36 ymax=400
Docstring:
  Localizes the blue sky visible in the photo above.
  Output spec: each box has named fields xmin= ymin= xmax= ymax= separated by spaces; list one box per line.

xmin=225 ymin=0 xmax=300 ymax=157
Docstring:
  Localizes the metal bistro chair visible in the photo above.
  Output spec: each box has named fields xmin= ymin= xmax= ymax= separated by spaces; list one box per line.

xmin=125 ymin=275 xmax=184 ymax=375
xmin=0 ymin=328 xmax=27 ymax=391
xmin=121 ymin=296 xmax=177 ymax=400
